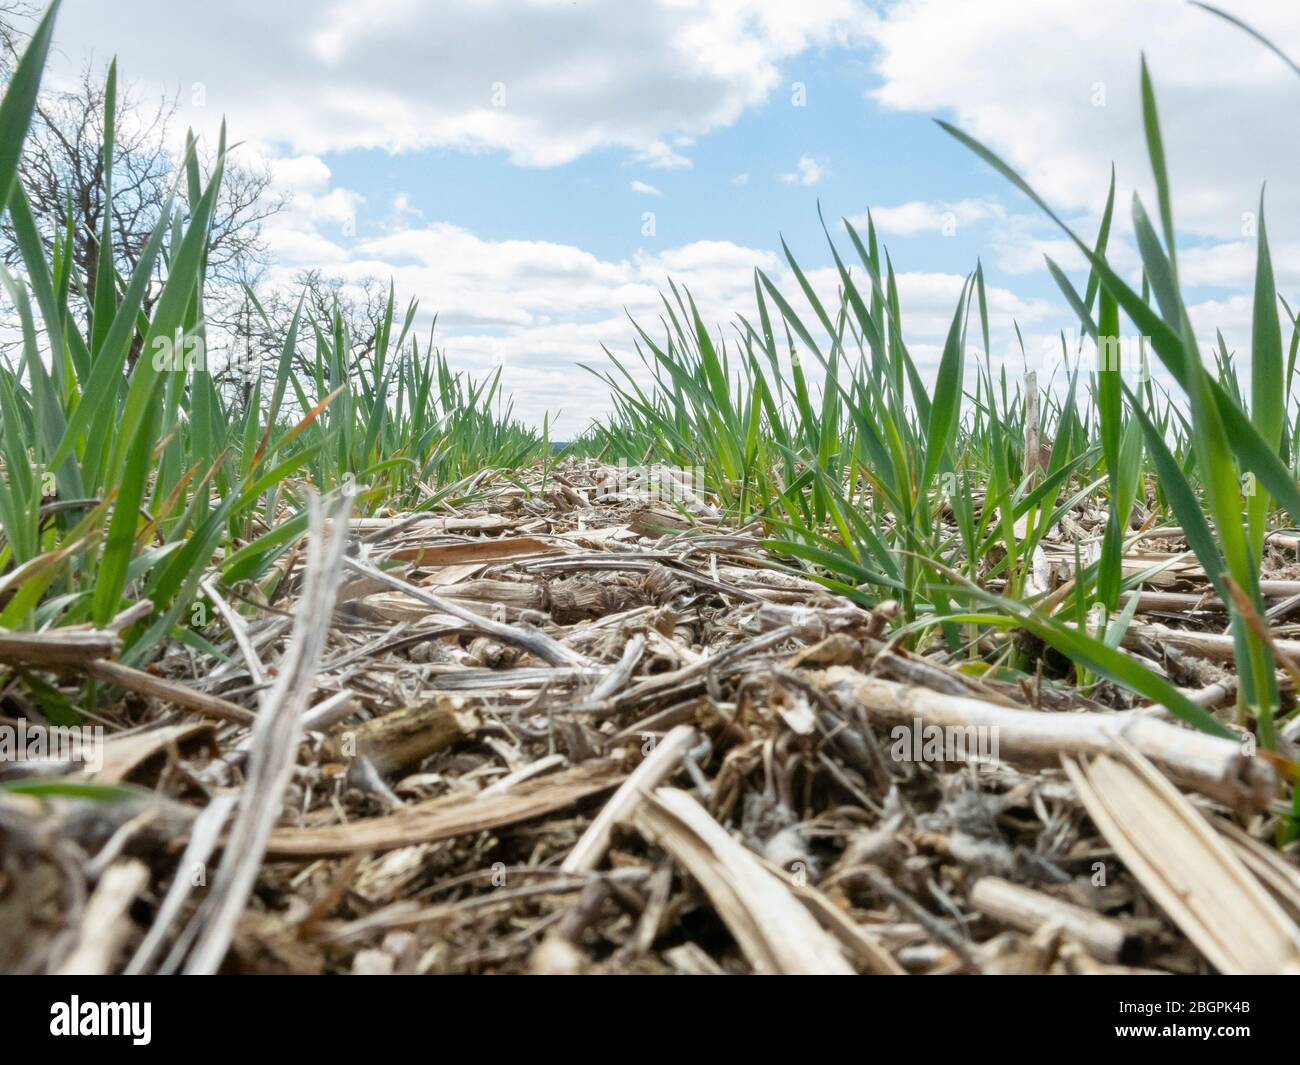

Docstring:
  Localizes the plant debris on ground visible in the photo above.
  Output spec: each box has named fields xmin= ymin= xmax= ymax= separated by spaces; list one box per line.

xmin=5 ymin=460 xmax=1300 ymax=975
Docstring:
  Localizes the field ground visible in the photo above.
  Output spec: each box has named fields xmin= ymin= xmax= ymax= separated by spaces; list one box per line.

xmin=5 ymin=458 xmax=1300 ymax=975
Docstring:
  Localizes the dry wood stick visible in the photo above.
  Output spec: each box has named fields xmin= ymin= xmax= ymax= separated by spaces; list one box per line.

xmin=586 ymin=633 xmax=646 ymax=704
xmin=631 ymin=787 xmax=854 ymax=975
xmin=0 ymin=628 xmax=120 ymax=668
xmin=85 ymin=659 xmax=256 ymax=725
xmin=562 ymin=724 xmax=696 ymax=873
xmin=53 ymin=860 xmax=149 ymax=975
xmin=266 ymin=761 xmax=624 ymax=857
xmin=0 ymin=619 xmax=256 ymax=725
xmin=1126 ymin=619 xmax=1300 ymax=663
xmin=344 ymin=554 xmax=591 ymax=667
xmin=1063 ymin=748 xmax=1300 ymax=974
xmin=127 ymin=793 xmax=238 ymax=975
xmin=970 ymin=876 xmax=1139 ymax=964
xmin=200 ymin=576 xmax=267 ymax=686
xmin=183 ymin=493 xmax=353 ymax=974
xmin=823 ymin=666 xmax=1272 ymax=813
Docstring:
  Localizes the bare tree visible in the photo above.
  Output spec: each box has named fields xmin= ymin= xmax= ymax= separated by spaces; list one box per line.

xmin=0 ymin=0 xmax=33 ymax=74
xmin=1 ymin=46 xmax=287 ymax=350
xmin=0 ymin=14 xmax=357 ymax=410
xmin=211 ymin=269 xmax=396 ymax=408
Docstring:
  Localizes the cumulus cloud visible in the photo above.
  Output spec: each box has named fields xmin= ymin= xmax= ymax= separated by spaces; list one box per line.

xmin=779 ymin=155 xmax=824 ymax=186
xmin=868 ymin=0 xmax=1300 ymax=245
xmin=50 ymin=0 xmax=876 ymax=167
xmin=392 ymin=192 xmax=423 ymax=218
xmin=630 ymin=180 xmax=663 ymax=197
xmin=852 ymin=198 xmax=1004 ymax=236
xmin=249 ymin=172 xmax=1051 ymax=432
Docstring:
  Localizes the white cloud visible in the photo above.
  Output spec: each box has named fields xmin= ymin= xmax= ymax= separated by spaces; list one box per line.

xmin=868 ymin=0 xmax=1300 ymax=246
xmin=630 ymin=180 xmax=663 ymax=197
xmin=779 ymin=155 xmax=824 ymax=186
xmin=731 ymin=172 xmax=751 ymax=185
xmin=1187 ymin=293 xmax=1254 ymax=340
xmin=853 ymin=198 xmax=1004 ymax=236
xmin=991 ymin=234 xmax=1091 ymax=277
xmin=267 ymin=155 xmax=332 ymax=195
xmin=261 ymin=153 xmax=366 ymax=241
xmin=249 ymin=168 xmax=1052 ymax=432
xmin=51 ymin=0 xmax=876 ymax=167
xmin=633 ymin=141 xmax=694 ymax=171
xmin=1179 ymin=237 xmax=1300 ymax=294
xmin=884 ymin=269 xmax=1053 ymax=342
xmin=392 ymin=192 xmax=423 ymax=218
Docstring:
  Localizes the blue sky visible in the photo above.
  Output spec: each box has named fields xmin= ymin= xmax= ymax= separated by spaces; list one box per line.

xmin=42 ymin=0 xmax=1300 ymax=434
xmin=320 ymin=43 xmax=1000 ymax=266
